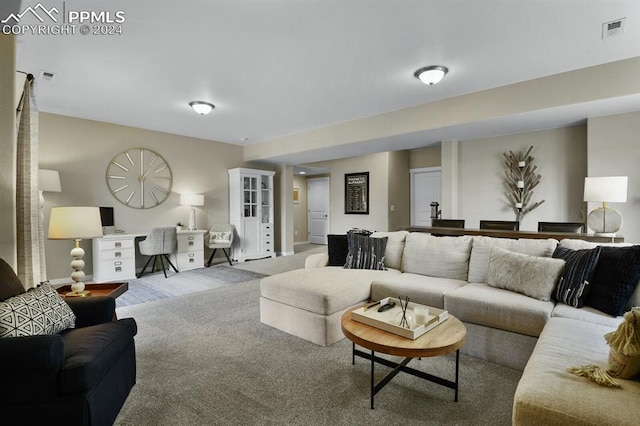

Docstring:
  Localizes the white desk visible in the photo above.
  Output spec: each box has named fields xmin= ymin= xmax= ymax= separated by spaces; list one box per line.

xmin=92 ymin=230 xmax=207 ymax=283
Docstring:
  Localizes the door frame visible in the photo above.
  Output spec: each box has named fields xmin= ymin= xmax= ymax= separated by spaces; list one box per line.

xmin=307 ymin=177 xmax=330 ymax=245
xmin=410 ymin=166 xmax=442 ymax=226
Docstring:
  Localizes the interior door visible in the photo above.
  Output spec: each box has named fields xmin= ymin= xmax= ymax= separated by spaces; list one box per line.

xmin=411 ymin=168 xmax=442 ymax=226
xmin=307 ymin=177 xmax=330 ymax=244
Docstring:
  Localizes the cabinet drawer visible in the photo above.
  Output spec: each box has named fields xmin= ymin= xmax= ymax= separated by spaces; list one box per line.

xmin=100 ymin=248 xmax=135 ymax=262
xmin=176 ymin=251 xmax=204 ymax=268
xmin=261 ymin=223 xmax=273 ymax=232
xmin=98 ymin=239 xmax=134 ymax=250
xmin=178 ymin=235 xmax=204 ymax=252
xmin=99 ymin=259 xmax=135 ymax=278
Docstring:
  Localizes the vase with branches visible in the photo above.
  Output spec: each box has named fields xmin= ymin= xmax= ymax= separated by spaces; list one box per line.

xmin=503 ymin=146 xmax=545 ymax=222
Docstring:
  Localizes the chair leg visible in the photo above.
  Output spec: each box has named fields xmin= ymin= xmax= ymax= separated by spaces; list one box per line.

xmin=206 ymin=249 xmax=217 ymax=267
xmin=222 ymin=248 xmax=233 ymax=266
xmin=163 ymin=254 xmax=179 ymax=274
xmin=138 ymin=255 xmax=154 ymax=278
xmin=157 ymin=255 xmax=167 ymax=278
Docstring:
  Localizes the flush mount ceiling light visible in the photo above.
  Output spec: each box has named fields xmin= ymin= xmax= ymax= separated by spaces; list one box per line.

xmin=414 ymin=65 xmax=449 ymax=86
xmin=189 ymin=101 xmax=215 ymax=115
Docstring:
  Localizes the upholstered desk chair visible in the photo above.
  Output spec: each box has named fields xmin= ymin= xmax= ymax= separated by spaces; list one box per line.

xmin=138 ymin=227 xmax=179 ymax=278
xmin=207 ymin=224 xmax=235 ymax=267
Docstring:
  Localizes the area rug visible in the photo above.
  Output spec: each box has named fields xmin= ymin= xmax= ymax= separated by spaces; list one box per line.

xmin=114 ymin=279 xmax=521 ymax=425
xmin=116 ymin=266 xmax=268 ymax=308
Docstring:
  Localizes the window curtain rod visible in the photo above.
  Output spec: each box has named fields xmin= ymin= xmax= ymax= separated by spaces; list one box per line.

xmin=16 ymin=71 xmax=34 ymax=114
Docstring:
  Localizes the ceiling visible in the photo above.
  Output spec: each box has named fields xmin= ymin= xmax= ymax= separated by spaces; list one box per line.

xmin=12 ymin=0 xmax=640 ymax=165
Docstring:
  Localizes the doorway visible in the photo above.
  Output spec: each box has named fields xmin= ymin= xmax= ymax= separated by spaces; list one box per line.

xmin=307 ymin=177 xmax=330 ymax=244
xmin=410 ymin=167 xmax=442 ymax=226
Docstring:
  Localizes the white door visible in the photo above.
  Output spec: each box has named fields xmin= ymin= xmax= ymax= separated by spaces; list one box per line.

xmin=411 ymin=168 xmax=442 ymax=226
xmin=308 ymin=177 xmax=330 ymax=244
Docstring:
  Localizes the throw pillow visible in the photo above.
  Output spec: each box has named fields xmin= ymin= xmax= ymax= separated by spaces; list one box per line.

xmin=0 ymin=258 xmax=26 ymax=301
xmin=211 ymin=232 xmax=231 ymax=243
xmin=401 ymin=233 xmax=473 ymax=280
xmin=486 ymin=247 xmax=565 ymax=301
xmin=327 ymin=234 xmax=349 ymax=266
xmin=344 ymin=234 xmax=387 ymax=270
xmin=585 ymin=246 xmax=640 ymax=317
xmin=552 ymin=246 xmax=601 ymax=308
xmin=0 ymin=283 xmax=75 ymax=338
xmin=369 ymin=231 xmax=408 ymax=270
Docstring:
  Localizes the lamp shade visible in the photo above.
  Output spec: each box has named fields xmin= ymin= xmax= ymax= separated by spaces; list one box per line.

xmin=180 ymin=194 xmax=204 ymax=206
xmin=38 ymin=169 xmax=61 ymax=192
xmin=48 ymin=206 xmax=103 ymax=240
xmin=583 ymin=176 xmax=628 ymax=203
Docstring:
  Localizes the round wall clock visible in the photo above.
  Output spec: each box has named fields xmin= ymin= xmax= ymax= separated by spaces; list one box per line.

xmin=106 ymin=148 xmax=173 ymax=209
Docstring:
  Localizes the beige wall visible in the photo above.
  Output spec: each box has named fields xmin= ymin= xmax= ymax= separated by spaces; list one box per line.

xmin=387 ymin=150 xmax=410 ymax=231
xmin=0 ymin=35 xmax=17 ymax=266
xmin=455 ymin=126 xmax=587 ymax=231
xmin=587 ymin=112 xmax=640 ymax=242
xmin=293 ymin=174 xmax=308 ymax=243
xmin=410 ymin=145 xmax=441 ymax=169
xmin=39 ymin=113 xmax=250 ymax=280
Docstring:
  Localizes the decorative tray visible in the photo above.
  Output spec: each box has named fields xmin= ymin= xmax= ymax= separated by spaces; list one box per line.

xmin=351 ymin=297 xmax=448 ymax=340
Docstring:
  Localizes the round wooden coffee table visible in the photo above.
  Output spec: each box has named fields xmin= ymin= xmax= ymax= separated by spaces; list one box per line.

xmin=341 ymin=307 xmax=466 ymax=409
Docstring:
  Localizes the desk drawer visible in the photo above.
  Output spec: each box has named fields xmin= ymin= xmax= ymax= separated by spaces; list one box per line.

xmin=178 ymin=235 xmax=204 ymax=252
xmin=176 ymin=251 xmax=204 ymax=269
xmin=100 ymin=248 xmax=135 ymax=262
xmin=98 ymin=239 xmax=135 ymax=250
xmin=98 ymin=259 xmax=135 ymax=281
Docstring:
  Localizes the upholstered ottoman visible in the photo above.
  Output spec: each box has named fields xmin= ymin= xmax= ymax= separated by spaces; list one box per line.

xmin=259 ymin=267 xmax=400 ymax=346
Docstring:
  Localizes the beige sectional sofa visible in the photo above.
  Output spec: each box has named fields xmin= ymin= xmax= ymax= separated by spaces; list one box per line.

xmin=259 ymin=231 xmax=640 ymax=424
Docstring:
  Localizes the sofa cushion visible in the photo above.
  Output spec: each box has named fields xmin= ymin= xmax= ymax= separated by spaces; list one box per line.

xmin=401 ymin=233 xmax=472 ymax=280
xmin=0 ymin=258 xmax=26 ymax=301
xmin=585 ymin=245 xmax=640 ymax=316
xmin=551 ymin=303 xmax=622 ymax=328
xmin=344 ymin=234 xmax=387 ymax=270
xmin=371 ymin=273 xmax=467 ymax=309
xmin=370 ymin=230 xmax=408 ymax=271
xmin=259 ymin=267 xmax=401 ymax=316
xmin=559 ymin=239 xmax=640 ymax=311
xmin=468 ymin=236 xmax=557 ymax=283
xmin=513 ymin=317 xmax=640 ymax=426
xmin=486 ymin=247 xmax=565 ymax=302
xmin=445 ymin=283 xmax=554 ymax=337
xmin=60 ymin=318 xmax=137 ymax=394
xmin=552 ymin=246 xmax=601 ymax=307
xmin=0 ymin=283 xmax=75 ymax=338
xmin=327 ymin=234 xmax=348 ymax=266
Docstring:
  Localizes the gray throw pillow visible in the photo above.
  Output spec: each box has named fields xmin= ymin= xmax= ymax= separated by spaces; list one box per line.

xmin=487 ymin=247 xmax=565 ymax=301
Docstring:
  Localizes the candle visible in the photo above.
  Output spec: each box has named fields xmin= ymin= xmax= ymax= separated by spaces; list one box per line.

xmin=517 ymin=180 xmax=524 ymax=188
xmin=413 ymin=307 xmax=429 ymax=325
xmin=515 ymin=202 xmax=523 ymax=209
xmin=518 ymin=161 xmax=526 ymax=168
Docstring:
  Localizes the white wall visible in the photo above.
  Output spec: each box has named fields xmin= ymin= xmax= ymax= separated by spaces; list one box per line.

xmin=587 ymin=111 xmax=640 ymax=242
xmin=455 ymin=126 xmax=587 ymax=231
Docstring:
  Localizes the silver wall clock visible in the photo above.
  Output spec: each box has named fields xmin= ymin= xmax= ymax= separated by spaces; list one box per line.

xmin=106 ymin=148 xmax=173 ymax=209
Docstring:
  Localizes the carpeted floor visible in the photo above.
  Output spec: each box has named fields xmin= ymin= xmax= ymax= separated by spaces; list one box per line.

xmin=113 ymin=245 xmax=521 ymax=425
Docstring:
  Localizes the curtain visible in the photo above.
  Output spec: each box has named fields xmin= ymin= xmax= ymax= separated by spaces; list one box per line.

xmin=15 ymin=75 xmax=45 ymax=287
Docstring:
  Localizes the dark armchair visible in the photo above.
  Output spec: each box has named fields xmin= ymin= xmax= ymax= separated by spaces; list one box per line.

xmin=0 ymin=259 xmax=137 ymax=425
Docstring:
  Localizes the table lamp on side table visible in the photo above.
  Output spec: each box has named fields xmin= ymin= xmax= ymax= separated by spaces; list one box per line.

xmin=48 ymin=206 xmax=103 ymax=294
xmin=583 ymin=176 xmax=628 ymax=237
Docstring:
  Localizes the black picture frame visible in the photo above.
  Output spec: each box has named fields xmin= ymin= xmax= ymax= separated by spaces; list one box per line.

xmin=345 ymin=172 xmax=369 ymax=214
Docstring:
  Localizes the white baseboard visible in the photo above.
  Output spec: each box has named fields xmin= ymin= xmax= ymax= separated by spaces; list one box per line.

xmin=294 ymin=240 xmax=310 ymax=245
xmin=278 ymin=251 xmax=295 ymax=256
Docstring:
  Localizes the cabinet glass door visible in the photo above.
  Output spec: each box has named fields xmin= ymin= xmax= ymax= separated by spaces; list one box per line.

xmin=243 ymin=176 xmax=258 ymax=217
xmin=261 ymin=175 xmax=271 ymax=223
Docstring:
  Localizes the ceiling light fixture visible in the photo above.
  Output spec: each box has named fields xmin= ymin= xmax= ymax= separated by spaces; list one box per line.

xmin=189 ymin=101 xmax=215 ymax=115
xmin=414 ymin=65 xmax=449 ymax=86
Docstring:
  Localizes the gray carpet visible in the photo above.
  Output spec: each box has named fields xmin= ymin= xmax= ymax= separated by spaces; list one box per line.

xmin=114 ymin=278 xmax=521 ymax=425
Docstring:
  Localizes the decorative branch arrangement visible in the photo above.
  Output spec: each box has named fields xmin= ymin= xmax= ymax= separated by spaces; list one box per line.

xmin=503 ymin=146 xmax=545 ymax=222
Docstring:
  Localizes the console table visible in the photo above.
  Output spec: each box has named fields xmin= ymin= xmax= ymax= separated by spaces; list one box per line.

xmin=92 ymin=230 xmax=207 ymax=283
xmin=399 ymin=226 xmax=624 ymax=243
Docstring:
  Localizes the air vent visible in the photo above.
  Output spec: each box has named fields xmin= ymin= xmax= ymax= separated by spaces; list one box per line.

xmin=39 ymin=70 xmax=56 ymax=81
xmin=602 ymin=18 xmax=626 ymax=39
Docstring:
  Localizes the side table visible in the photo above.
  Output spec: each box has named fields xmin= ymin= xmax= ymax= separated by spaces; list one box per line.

xmin=56 ymin=282 xmax=128 ymax=320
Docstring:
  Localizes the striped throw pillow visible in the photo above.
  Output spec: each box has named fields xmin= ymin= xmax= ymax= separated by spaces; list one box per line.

xmin=344 ymin=234 xmax=387 ymax=270
xmin=553 ymin=246 xmax=601 ymax=308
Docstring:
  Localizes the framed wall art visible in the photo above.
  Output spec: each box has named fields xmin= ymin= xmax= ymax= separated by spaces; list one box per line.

xmin=344 ymin=172 xmax=369 ymax=214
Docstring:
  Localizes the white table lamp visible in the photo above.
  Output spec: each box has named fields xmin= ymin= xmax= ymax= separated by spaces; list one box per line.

xmin=583 ymin=176 xmax=628 ymax=236
xmin=48 ymin=206 xmax=103 ymax=293
xmin=180 ymin=194 xmax=204 ymax=230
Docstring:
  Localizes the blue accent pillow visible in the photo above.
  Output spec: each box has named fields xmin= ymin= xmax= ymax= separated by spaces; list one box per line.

xmin=585 ymin=246 xmax=640 ymax=316
xmin=552 ymin=246 xmax=601 ymax=308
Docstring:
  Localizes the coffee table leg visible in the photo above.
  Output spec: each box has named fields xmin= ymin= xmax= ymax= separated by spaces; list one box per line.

xmin=455 ymin=349 xmax=460 ymax=402
xmin=370 ymin=350 xmax=375 ymax=409
xmin=352 ymin=342 xmax=356 ymax=365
